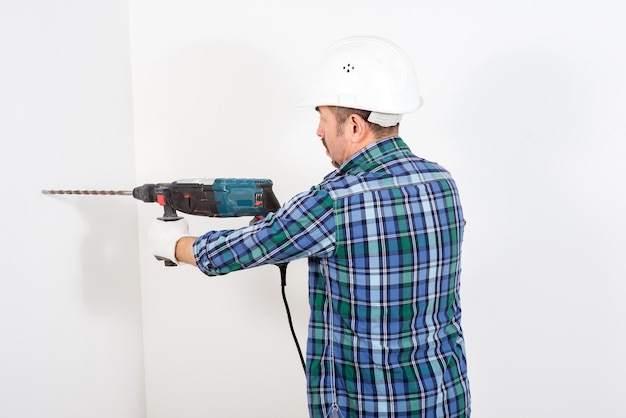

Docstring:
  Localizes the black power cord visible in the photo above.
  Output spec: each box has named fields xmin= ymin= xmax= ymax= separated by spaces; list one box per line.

xmin=277 ymin=263 xmax=306 ymax=375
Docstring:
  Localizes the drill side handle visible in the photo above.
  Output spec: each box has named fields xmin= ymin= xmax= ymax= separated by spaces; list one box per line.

xmin=133 ymin=184 xmax=183 ymax=266
xmin=157 ymin=192 xmax=184 ymax=266
xmin=158 ymin=204 xmax=182 ymax=221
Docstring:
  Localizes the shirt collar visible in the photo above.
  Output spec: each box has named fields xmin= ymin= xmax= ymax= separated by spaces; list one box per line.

xmin=337 ymin=136 xmax=411 ymax=174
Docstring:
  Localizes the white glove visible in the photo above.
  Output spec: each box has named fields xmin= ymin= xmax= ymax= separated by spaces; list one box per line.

xmin=148 ymin=218 xmax=189 ymax=266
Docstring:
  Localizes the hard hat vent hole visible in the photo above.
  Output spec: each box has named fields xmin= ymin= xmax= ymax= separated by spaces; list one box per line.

xmin=342 ymin=63 xmax=355 ymax=73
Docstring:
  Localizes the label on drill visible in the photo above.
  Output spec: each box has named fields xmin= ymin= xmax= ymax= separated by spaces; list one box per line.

xmin=175 ymin=178 xmax=216 ymax=185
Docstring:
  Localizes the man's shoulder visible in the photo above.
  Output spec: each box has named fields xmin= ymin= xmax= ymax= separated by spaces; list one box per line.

xmin=317 ymin=157 xmax=455 ymax=201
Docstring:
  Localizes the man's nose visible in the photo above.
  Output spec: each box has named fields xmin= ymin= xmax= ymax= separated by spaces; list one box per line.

xmin=316 ymin=122 xmax=324 ymax=138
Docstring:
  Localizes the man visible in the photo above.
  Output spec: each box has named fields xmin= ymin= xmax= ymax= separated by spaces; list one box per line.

xmin=150 ymin=36 xmax=471 ymax=418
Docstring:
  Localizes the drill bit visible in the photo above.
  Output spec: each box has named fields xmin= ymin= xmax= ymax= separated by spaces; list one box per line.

xmin=41 ymin=190 xmax=132 ymax=195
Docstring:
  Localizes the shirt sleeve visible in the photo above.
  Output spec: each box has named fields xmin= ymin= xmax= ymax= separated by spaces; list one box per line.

xmin=192 ymin=186 xmax=336 ymax=276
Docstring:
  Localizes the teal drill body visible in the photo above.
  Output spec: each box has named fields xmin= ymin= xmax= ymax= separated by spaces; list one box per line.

xmin=132 ymin=178 xmax=281 ymax=220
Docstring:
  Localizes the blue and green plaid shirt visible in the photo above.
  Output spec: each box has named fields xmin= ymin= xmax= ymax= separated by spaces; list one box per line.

xmin=194 ymin=136 xmax=470 ymax=417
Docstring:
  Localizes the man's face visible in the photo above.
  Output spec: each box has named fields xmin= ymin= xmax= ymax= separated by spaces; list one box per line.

xmin=316 ymin=106 xmax=349 ymax=168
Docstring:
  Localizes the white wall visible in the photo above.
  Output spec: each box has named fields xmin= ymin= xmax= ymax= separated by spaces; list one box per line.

xmin=0 ymin=1 xmax=145 ymax=417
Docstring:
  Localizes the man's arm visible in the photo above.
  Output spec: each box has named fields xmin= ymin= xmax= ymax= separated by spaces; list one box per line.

xmin=175 ymin=236 xmax=198 ymax=266
xmin=193 ymin=187 xmax=336 ymax=276
xmin=150 ymin=187 xmax=335 ymax=273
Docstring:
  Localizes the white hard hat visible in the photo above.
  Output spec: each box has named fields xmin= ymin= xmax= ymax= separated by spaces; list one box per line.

xmin=298 ymin=36 xmax=422 ymax=126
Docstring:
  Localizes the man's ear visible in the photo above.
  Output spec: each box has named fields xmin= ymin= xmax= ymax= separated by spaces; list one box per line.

xmin=349 ymin=113 xmax=369 ymax=143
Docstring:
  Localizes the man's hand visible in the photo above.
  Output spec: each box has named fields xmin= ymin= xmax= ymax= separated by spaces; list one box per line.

xmin=148 ymin=218 xmax=190 ymax=265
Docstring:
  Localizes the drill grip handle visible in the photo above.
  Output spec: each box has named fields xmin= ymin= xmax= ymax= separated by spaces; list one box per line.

xmin=159 ymin=204 xmax=181 ymax=221
xmin=155 ymin=255 xmax=177 ymax=267
xmin=157 ymin=206 xmax=183 ymax=267
xmin=164 ymin=259 xmax=176 ymax=267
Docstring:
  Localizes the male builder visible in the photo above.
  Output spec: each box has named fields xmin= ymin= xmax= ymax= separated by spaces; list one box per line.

xmin=149 ymin=36 xmax=471 ymax=418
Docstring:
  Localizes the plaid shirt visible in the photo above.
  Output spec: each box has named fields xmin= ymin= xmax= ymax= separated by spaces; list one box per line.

xmin=194 ymin=137 xmax=470 ymax=417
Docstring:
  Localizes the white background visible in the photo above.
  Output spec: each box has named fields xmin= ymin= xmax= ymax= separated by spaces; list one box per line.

xmin=1 ymin=0 xmax=625 ymax=417
xmin=0 ymin=1 xmax=145 ymax=417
